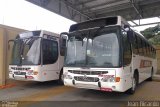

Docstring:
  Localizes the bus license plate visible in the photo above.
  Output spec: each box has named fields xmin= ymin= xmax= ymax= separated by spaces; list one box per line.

xmin=14 ymin=75 xmax=25 ymax=80
xmin=100 ymin=88 xmax=112 ymax=92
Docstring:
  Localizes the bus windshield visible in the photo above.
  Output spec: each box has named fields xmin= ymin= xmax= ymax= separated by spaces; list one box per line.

xmin=65 ymin=26 xmax=120 ymax=67
xmin=11 ymin=37 xmax=41 ymax=65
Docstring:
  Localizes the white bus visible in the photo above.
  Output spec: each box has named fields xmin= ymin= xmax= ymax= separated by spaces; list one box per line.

xmin=9 ymin=30 xmax=65 ymax=82
xmin=61 ymin=16 xmax=157 ymax=94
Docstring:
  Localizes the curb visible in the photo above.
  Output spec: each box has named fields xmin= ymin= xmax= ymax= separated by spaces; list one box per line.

xmin=153 ymin=75 xmax=160 ymax=82
xmin=0 ymin=84 xmax=16 ymax=89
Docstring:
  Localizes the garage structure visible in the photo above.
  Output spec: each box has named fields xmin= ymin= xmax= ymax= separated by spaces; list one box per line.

xmin=27 ymin=0 xmax=160 ymax=26
xmin=27 ymin=0 xmax=160 ymax=71
xmin=0 ymin=0 xmax=160 ymax=86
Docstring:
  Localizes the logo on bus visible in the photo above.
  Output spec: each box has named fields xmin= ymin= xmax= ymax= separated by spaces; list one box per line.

xmin=83 ymin=74 xmax=88 ymax=80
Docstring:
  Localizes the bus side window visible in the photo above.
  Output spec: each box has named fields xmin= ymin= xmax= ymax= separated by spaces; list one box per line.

xmin=132 ymin=34 xmax=139 ymax=54
xmin=122 ymin=30 xmax=132 ymax=66
xmin=153 ymin=48 xmax=156 ymax=58
xmin=142 ymin=40 xmax=146 ymax=56
xmin=42 ymin=39 xmax=58 ymax=65
xmin=147 ymin=44 xmax=150 ymax=57
xmin=144 ymin=42 xmax=147 ymax=57
xmin=146 ymin=44 xmax=148 ymax=57
xmin=151 ymin=47 xmax=153 ymax=58
xmin=150 ymin=46 xmax=152 ymax=58
xmin=137 ymin=36 xmax=143 ymax=55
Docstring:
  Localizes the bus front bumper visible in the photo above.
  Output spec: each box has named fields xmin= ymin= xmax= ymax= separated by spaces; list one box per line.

xmin=9 ymin=73 xmax=45 ymax=82
xmin=64 ymin=79 xmax=126 ymax=92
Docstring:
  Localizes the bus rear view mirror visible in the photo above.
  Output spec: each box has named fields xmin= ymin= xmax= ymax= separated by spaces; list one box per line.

xmin=124 ymin=25 xmax=130 ymax=31
xmin=124 ymin=25 xmax=134 ymax=43
xmin=60 ymin=32 xmax=68 ymax=56
xmin=60 ymin=32 xmax=68 ymax=40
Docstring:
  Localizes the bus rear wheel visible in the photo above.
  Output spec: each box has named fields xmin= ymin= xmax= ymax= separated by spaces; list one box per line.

xmin=148 ymin=68 xmax=153 ymax=81
xmin=128 ymin=73 xmax=138 ymax=94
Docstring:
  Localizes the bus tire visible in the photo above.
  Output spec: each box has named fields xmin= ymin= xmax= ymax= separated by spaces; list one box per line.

xmin=58 ymin=69 xmax=64 ymax=85
xmin=128 ymin=73 xmax=138 ymax=94
xmin=148 ymin=68 xmax=153 ymax=81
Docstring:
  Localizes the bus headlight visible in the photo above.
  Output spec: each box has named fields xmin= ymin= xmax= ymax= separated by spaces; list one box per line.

xmin=64 ymin=74 xmax=73 ymax=79
xmin=9 ymin=70 xmax=12 ymax=74
xmin=109 ymin=77 xmax=115 ymax=82
xmin=27 ymin=70 xmax=38 ymax=75
xmin=101 ymin=77 xmax=108 ymax=82
xmin=101 ymin=77 xmax=115 ymax=82
xmin=27 ymin=70 xmax=33 ymax=75
xmin=101 ymin=77 xmax=120 ymax=82
xmin=67 ymin=75 xmax=73 ymax=79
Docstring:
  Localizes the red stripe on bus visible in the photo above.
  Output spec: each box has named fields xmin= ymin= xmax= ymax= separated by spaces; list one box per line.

xmin=139 ymin=60 xmax=152 ymax=68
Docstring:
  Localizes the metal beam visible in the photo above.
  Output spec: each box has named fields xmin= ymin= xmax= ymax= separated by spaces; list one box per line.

xmin=39 ymin=0 xmax=51 ymax=7
xmin=82 ymin=0 xmax=128 ymax=12
xmin=129 ymin=0 xmax=143 ymax=18
xmin=75 ymin=0 xmax=94 ymax=18
xmin=94 ymin=0 xmax=160 ymax=21
xmin=75 ymin=0 xmax=97 ymax=6
xmin=60 ymin=0 xmax=92 ymax=19
xmin=83 ymin=2 xmax=130 ymax=14
xmin=131 ymin=21 xmax=160 ymax=27
xmin=131 ymin=21 xmax=138 ymax=26
xmin=138 ymin=0 xmax=160 ymax=6
xmin=27 ymin=0 xmax=160 ymax=22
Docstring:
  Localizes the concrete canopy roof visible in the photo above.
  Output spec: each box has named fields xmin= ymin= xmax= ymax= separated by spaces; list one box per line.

xmin=27 ymin=0 xmax=160 ymax=25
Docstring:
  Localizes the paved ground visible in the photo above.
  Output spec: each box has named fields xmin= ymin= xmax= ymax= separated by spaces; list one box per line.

xmin=0 ymin=80 xmax=160 ymax=107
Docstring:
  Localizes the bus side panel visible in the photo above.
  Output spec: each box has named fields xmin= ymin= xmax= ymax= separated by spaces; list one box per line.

xmin=39 ymin=61 xmax=59 ymax=81
xmin=115 ymin=67 xmax=132 ymax=92
xmin=132 ymin=55 xmax=144 ymax=83
xmin=38 ymin=55 xmax=64 ymax=81
xmin=132 ymin=54 xmax=154 ymax=83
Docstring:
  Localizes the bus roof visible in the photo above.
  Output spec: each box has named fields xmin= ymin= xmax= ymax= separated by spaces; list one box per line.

xmin=41 ymin=30 xmax=59 ymax=38
xmin=69 ymin=16 xmax=129 ymax=32
xmin=16 ymin=30 xmax=59 ymax=39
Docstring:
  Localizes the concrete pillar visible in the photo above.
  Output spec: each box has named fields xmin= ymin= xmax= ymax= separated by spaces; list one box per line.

xmin=0 ymin=25 xmax=25 ymax=85
xmin=0 ymin=28 xmax=6 ymax=85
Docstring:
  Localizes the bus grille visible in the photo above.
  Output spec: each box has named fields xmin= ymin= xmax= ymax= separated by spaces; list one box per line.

xmin=74 ymin=76 xmax=99 ymax=82
xmin=11 ymin=67 xmax=31 ymax=71
xmin=68 ymin=70 xmax=108 ymax=75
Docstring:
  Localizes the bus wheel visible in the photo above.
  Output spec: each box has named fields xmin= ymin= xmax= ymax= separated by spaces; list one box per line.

xmin=148 ymin=68 xmax=153 ymax=81
xmin=128 ymin=73 xmax=138 ymax=94
xmin=58 ymin=69 xmax=64 ymax=85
